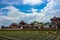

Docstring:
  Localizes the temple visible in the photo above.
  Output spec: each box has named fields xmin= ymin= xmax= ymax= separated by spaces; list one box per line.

xmin=51 ymin=17 xmax=60 ymax=29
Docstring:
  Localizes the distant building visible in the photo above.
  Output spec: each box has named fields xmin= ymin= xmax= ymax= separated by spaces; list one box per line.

xmin=19 ymin=21 xmax=32 ymax=29
xmin=33 ymin=22 xmax=44 ymax=29
xmin=4 ymin=21 xmax=32 ymax=30
xmin=51 ymin=17 xmax=60 ymax=29
xmin=9 ymin=23 xmax=19 ymax=28
xmin=8 ymin=23 xmax=20 ymax=30
xmin=1 ymin=20 xmax=45 ymax=30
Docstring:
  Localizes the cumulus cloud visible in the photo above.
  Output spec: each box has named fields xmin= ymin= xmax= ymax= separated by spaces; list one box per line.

xmin=23 ymin=0 xmax=43 ymax=5
xmin=0 ymin=0 xmax=46 ymax=5
xmin=0 ymin=6 xmax=45 ymax=26
xmin=0 ymin=16 xmax=13 ymax=26
xmin=0 ymin=0 xmax=22 ymax=5
xmin=40 ymin=0 xmax=60 ymax=21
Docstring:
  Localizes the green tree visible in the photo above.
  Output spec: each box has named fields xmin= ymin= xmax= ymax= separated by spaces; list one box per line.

xmin=1 ymin=26 xmax=5 ymax=29
xmin=45 ymin=22 xmax=52 ymax=28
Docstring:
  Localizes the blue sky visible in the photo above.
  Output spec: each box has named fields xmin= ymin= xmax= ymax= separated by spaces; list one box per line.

xmin=0 ymin=0 xmax=60 ymax=26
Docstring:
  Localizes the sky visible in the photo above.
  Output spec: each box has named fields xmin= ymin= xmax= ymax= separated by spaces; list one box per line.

xmin=0 ymin=0 xmax=60 ymax=26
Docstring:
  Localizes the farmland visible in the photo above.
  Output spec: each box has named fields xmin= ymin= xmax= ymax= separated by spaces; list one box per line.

xmin=0 ymin=30 xmax=60 ymax=40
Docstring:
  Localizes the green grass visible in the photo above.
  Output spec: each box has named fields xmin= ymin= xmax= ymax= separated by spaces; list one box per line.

xmin=0 ymin=30 xmax=60 ymax=40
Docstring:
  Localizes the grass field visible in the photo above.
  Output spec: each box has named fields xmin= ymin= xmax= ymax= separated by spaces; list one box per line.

xmin=0 ymin=30 xmax=60 ymax=40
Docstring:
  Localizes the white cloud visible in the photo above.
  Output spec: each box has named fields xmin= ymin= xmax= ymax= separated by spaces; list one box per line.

xmin=0 ymin=6 xmax=45 ymax=26
xmin=0 ymin=0 xmax=22 ymax=5
xmin=40 ymin=0 xmax=60 ymax=22
xmin=23 ymin=0 xmax=43 ymax=5
xmin=0 ymin=0 xmax=46 ymax=5
xmin=0 ymin=16 xmax=13 ymax=26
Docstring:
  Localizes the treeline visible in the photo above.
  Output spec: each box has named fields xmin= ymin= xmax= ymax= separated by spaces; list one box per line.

xmin=1 ymin=21 xmax=52 ymax=29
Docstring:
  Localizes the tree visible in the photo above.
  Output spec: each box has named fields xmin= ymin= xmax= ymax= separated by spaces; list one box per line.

xmin=57 ymin=22 xmax=60 ymax=29
xmin=30 ymin=21 xmax=44 ymax=28
xmin=30 ymin=21 xmax=35 ymax=27
xmin=1 ymin=26 xmax=5 ymax=29
xmin=45 ymin=22 xmax=52 ymax=28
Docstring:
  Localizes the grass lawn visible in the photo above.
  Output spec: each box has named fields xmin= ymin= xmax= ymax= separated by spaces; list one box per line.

xmin=0 ymin=30 xmax=60 ymax=40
